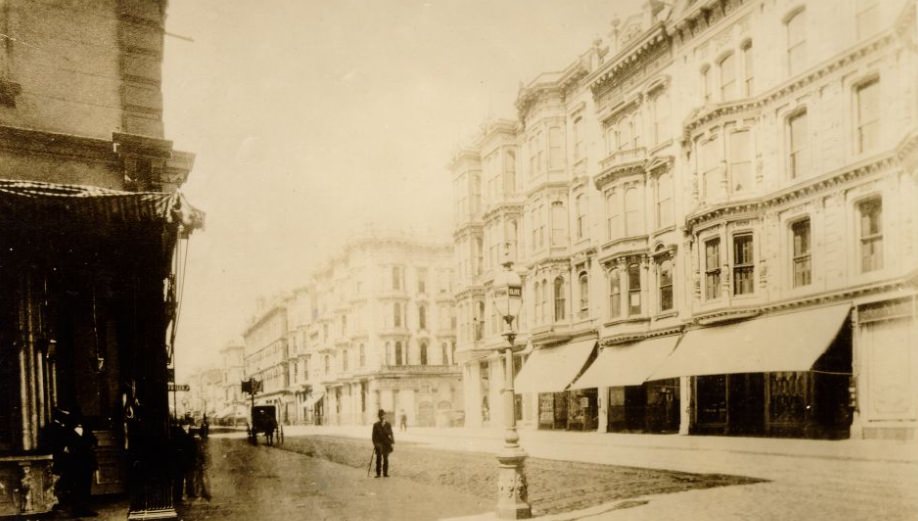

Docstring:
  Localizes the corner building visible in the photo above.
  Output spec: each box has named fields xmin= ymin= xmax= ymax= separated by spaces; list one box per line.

xmin=451 ymin=0 xmax=918 ymax=441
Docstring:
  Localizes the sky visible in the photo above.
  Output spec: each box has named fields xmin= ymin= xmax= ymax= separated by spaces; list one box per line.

xmin=162 ymin=0 xmax=641 ymax=378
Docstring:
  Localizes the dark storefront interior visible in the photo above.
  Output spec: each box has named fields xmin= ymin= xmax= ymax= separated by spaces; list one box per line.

xmin=607 ymin=378 xmax=680 ymax=434
xmin=691 ymin=322 xmax=853 ymax=439
xmin=538 ymin=389 xmax=598 ymax=431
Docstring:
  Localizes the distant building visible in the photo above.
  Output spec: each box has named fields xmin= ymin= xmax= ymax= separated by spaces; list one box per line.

xmin=0 ymin=1 xmax=201 ymax=518
xmin=452 ymin=0 xmax=918 ymax=441
xmin=217 ymin=341 xmax=247 ymax=425
xmin=244 ymin=234 xmax=461 ymax=427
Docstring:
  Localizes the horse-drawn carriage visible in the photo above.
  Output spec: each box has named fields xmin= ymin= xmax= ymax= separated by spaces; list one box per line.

xmin=248 ymin=405 xmax=283 ymax=445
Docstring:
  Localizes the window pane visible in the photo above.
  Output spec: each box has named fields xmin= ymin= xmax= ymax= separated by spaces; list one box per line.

xmin=624 ymin=188 xmax=642 ymax=236
xmin=729 ymin=131 xmax=752 ymax=192
xmin=857 ymin=80 xmax=880 ymax=154
xmin=787 ymin=11 xmax=806 ymax=76
xmin=720 ymin=53 xmax=736 ymax=100
xmin=789 ymin=112 xmax=808 ymax=178
xmin=733 ymin=235 xmax=754 ymax=295
xmin=705 ymin=238 xmax=721 ymax=300
xmin=743 ymin=43 xmax=754 ymax=95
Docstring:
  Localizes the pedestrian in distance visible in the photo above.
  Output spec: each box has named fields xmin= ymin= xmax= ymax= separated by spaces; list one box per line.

xmin=265 ymin=414 xmax=277 ymax=446
xmin=45 ymin=407 xmax=73 ymax=513
xmin=399 ymin=409 xmax=407 ymax=432
xmin=371 ymin=409 xmax=394 ymax=478
xmin=189 ymin=428 xmax=211 ymax=501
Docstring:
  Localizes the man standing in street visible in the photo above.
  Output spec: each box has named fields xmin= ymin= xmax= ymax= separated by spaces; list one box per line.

xmin=371 ymin=409 xmax=394 ymax=478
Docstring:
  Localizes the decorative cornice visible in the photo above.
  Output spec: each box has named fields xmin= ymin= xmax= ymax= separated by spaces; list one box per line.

xmin=0 ymin=125 xmax=116 ymax=164
xmin=593 ymin=160 xmax=646 ymax=190
xmin=685 ymin=152 xmax=898 ymax=232
xmin=682 ymin=31 xmax=896 ymax=142
xmin=525 ymin=179 xmax=571 ymax=199
xmin=600 ymin=325 xmax=682 ymax=346
xmin=694 ymin=307 xmax=761 ymax=326
xmin=588 ymin=23 xmax=669 ymax=97
xmin=481 ymin=200 xmax=524 ymax=222
xmin=452 ymin=221 xmax=483 ymax=240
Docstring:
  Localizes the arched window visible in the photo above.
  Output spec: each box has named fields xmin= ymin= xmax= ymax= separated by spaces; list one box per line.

xmin=657 ymin=258 xmax=673 ymax=312
xmin=540 ymin=278 xmax=549 ymax=324
xmin=578 ymin=272 xmax=589 ymax=317
xmin=628 ymin=263 xmax=642 ymax=315
xmin=554 ymin=276 xmax=566 ymax=321
xmin=786 ymin=9 xmax=806 ymax=76
xmin=575 ymin=194 xmax=586 ymax=240
xmin=624 ymin=187 xmax=642 ymax=236
xmin=418 ymin=304 xmax=427 ymax=330
xmin=606 ymin=189 xmax=620 ymax=240
xmin=420 ymin=342 xmax=428 ymax=365
xmin=609 ymin=272 xmax=621 ymax=318
xmin=395 ymin=341 xmax=403 ymax=366
xmin=656 ymin=173 xmax=673 ymax=228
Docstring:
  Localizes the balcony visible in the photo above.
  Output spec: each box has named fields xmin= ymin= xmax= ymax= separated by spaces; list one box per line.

xmin=595 ymin=147 xmax=647 ymax=189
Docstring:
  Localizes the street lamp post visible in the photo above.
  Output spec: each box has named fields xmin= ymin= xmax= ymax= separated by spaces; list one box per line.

xmin=491 ymin=259 xmax=531 ymax=519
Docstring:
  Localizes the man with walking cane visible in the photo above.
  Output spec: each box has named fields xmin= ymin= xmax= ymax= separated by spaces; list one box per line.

xmin=371 ymin=409 xmax=394 ymax=478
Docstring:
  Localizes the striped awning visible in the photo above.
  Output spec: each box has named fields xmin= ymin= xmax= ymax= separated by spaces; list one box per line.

xmin=0 ymin=179 xmax=204 ymax=229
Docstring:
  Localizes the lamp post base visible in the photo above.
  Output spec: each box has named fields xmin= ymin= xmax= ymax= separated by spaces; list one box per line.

xmin=496 ymin=446 xmax=531 ymax=519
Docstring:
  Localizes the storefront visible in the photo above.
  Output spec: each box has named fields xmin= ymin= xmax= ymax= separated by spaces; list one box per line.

xmin=571 ymin=335 xmax=681 ymax=434
xmin=515 ymin=339 xmax=598 ymax=431
xmin=0 ymin=180 xmax=202 ymax=517
xmin=651 ymin=304 xmax=853 ymax=439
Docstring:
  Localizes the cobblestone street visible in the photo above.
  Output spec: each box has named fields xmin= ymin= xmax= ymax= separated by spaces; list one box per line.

xmin=277 ymin=433 xmax=760 ymax=516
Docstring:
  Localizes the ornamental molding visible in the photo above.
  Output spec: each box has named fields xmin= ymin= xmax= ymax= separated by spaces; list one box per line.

xmin=671 ymin=0 xmax=752 ymax=47
xmin=685 ymin=152 xmax=898 ymax=232
xmin=593 ymin=160 xmax=646 ymax=190
xmin=588 ymin=23 xmax=670 ymax=97
xmin=600 ymin=325 xmax=682 ymax=346
xmin=517 ymin=61 xmax=590 ymax=122
xmin=481 ymin=201 xmax=524 ymax=223
xmin=0 ymin=125 xmax=115 ymax=163
xmin=682 ymin=31 xmax=896 ymax=142
xmin=452 ymin=221 xmax=483 ymax=240
xmin=525 ymin=180 xmax=571 ymax=199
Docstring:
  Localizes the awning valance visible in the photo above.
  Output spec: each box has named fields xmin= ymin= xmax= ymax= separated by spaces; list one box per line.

xmin=0 ymin=179 xmax=204 ymax=229
xmin=649 ymin=304 xmax=852 ymax=380
xmin=514 ymin=339 xmax=597 ymax=394
xmin=570 ymin=335 xmax=680 ymax=389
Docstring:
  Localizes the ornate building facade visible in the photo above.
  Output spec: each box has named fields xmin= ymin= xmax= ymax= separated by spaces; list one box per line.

xmin=243 ymin=234 xmax=462 ymax=428
xmin=451 ymin=0 xmax=918 ymax=441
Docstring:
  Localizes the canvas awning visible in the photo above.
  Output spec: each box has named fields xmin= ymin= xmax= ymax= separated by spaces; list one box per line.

xmin=649 ymin=304 xmax=852 ymax=380
xmin=0 ymin=179 xmax=204 ymax=229
xmin=514 ymin=339 xmax=597 ymax=394
xmin=304 ymin=391 xmax=325 ymax=408
xmin=570 ymin=335 xmax=681 ymax=389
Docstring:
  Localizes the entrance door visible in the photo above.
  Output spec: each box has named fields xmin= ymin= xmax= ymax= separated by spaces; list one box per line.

xmin=727 ymin=373 xmax=765 ymax=435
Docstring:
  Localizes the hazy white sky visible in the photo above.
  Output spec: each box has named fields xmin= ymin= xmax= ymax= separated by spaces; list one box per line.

xmin=163 ymin=0 xmax=640 ymax=377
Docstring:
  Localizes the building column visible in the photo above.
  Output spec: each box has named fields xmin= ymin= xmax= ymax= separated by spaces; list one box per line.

xmin=679 ymin=376 xmax=691 ymax=435
xmin=597 ymin=386 xmax=609 ymax=433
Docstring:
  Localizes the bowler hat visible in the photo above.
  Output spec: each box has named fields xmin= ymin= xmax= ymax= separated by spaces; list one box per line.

xmin=377 ymin=409 xmax=385 ymax=418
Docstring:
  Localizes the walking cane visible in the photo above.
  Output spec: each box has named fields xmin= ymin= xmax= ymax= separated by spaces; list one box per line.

xmin=366 ymin=448 xmax=375 ymax=478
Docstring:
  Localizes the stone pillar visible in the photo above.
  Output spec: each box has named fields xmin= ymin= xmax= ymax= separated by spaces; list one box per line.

xmin=679 ymin=376 xmax=691 ymax=435
xmin=597 ymin=386 xmax=609 ymax=433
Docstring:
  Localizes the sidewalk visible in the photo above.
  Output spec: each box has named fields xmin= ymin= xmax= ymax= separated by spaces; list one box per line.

xmin=284 ymin=424 xmax=918 ymax=521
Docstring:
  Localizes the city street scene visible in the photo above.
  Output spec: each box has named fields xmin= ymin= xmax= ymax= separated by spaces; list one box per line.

xmin=0 ymin=0 xmax=917 ymax=520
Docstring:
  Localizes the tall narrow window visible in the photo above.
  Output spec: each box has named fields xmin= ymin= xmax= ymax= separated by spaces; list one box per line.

xmin=540 ymin=278 xmax=548 ymax=324
xmin=609 ymin=272 xmax=621 ymax=318
xmin=533 ymin=281 xmax=542 ymax=323
xmin=856 ymin=0 xmax=880 ymax=40
xmin=393 ymin=303 xmax=402 ymax=328
xmin=506 ymin=219 xmax=518 ymax=261
xmin=549 ymin=126 xmax=563 ymax=170
xmin=791 ymin=219 xmax=812 ymax=287
xmin=786 ymin=10 xmax=806 ymax=76
xmin=733 ymin=235 xmax=755 ymax=295
xmin=856 ymin=79 xmax=880 ymax=154
xmin=606 ymin=189 xmax=620 ymax=240
xmin=624 ymin=187 xmax=642 ymax=236
xmin=551 ymin=201 xmax=567 ymax=246
xmin=441 ymin=342 xmax=448 ymax=365
xmin=701 ymin=66 xmax=712 ymax=103
xmin=653 ymin=91 xmax=670 ymax=145
xmin=578 ymin=272 xmax=589 ymax=317
xmin=575 ymin=194 xmax=585 ymax=240
xmin=359 ymin=343 xmax=366 ymax=367
xmin=420 ymin=342 xmax=428 ymax=366
xmin=392 ymin=266 xmax=402 ymax=290
xmin=701 ymin=136 xmax=722 ymax=199
xmin=656 ymin=173 xmax=673 ymax=228
xmin=573 ymin=117 xmax=584 ymax=162
xmin=554 ymin=276 xmax=566 ymax=321
xmin=537 ymin=204 xmax=545 ymax=248
xmin=395 ymin=341 xmax=403 ymax=366
xmin=417 ymin=268 xmax=427 ymax=294
xmin=705 ymin=238 xmax=721 ymax=300
xmin=788 ymin=111 xmax=808 ymax=179
xmin=729 ymin=130 xmax=752 ymax=192
xmin=342 ymin=349 xmax=349 ymax=371
xmin=658 ymin=258 xmax=674 ymax=312
xmin=742 ymin=42 xmax=754 ymax=96
xmin=859 ymin=198 xmax=883 ymax=272
xmin=418 ymin=304 xmax=427 ymax=330
xmin=628 ymin=264 xmax=642 ymax=315
xmin=719 ymin=53 xmax=736 ymax=101
xmin=528 ymin=134 xmax=539 ymax=178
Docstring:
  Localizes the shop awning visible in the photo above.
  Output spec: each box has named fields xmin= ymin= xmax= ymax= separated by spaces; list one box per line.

xmin=0 ymin=179 xmax=204 ymax=229
xmin=514 ymin=339 xmax=597 ymax=394
xmin=304 ymin=391 xmax=325 ymax=408
xmin=649 ymin=304 xmax=852 ymax=380
xmin=570 ymin=335 xmax=681 ymax=389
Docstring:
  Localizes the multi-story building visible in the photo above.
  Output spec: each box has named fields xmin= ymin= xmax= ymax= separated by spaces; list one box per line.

xmin=243 ymin=234 xmax=462 ymax=428
xmin=452 ymin=0 xmax=918 ymax=441
xmin=243 ymin=296 xmax=292 ymax=422
xmin=0 ymin=1 xmax=202 ymax=517
xmin=217 ymin=341 xmax=247 ymax=424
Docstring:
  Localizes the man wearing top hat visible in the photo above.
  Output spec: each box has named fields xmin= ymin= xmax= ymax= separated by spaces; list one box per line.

xmin=371 ymin=409 xmax=394 ymax=478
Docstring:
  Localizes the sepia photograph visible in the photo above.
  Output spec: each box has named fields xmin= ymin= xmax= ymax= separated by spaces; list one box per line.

xmin=0 ymin=0 xmax=916 ymax=519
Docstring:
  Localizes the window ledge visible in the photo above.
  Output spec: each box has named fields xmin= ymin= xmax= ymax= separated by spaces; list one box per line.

xmin=602 ymin=315 xmax=651 ymax=328
xmin=653 ymin=311 xmax=679 ymax=321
